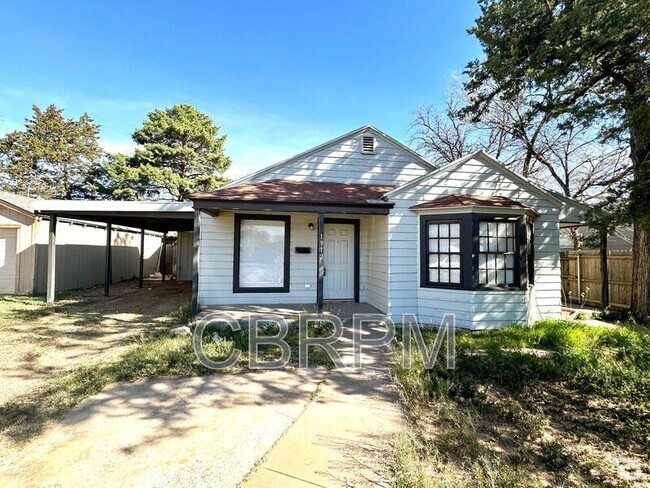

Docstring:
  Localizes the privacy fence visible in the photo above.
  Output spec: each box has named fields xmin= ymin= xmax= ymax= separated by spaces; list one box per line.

xmin=33 ymin=223 xmax=163 ymax=294
xmin=560 ymin=250 xmax=633 ymax=310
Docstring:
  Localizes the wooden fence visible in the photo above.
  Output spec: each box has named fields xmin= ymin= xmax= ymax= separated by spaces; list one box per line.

xmin=560 ymin=251 xmax=633 ymax=309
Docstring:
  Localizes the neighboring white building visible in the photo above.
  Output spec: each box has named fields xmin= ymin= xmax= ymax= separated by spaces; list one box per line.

xmin=189 ymin=126 xmax=586 ymax=329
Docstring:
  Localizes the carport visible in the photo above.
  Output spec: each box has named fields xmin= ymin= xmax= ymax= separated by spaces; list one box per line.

xmin=33 ymin=200 xmax=194 ymax=305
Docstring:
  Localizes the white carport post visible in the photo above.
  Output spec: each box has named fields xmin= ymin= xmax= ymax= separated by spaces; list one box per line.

xmin=46 ymin=214 xmax=57 ymax=305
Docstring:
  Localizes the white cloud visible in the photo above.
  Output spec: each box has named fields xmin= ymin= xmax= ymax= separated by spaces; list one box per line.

xmin=99 ymin=139 xmax=138 ymax=155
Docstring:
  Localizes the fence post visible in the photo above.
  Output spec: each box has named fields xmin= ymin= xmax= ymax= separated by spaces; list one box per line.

xmin=600 ymin=232 xmax=609 ymax=311
xmin=576 ymin=252 xmax=581 ymax=305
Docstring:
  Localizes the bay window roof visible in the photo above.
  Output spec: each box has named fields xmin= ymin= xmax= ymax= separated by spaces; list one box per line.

xmin=409 ymin=194 xmax=531 ymax=211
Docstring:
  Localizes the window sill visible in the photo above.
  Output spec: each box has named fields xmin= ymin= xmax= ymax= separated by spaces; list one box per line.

xmin=474 ymin=286 xmax=526 ymax=292
xmin=233 ymin=287 xmax=290 ymax=293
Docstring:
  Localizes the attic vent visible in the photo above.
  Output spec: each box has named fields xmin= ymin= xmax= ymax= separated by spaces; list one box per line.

xmin=362 ymin=135 xmax=375 ymax=154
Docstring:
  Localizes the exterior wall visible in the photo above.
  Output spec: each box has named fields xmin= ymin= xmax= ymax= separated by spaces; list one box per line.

xmin=245 ymin=131 xmax=431 ymax=186
xmin=198 ymin=211 xmax=380 ymax=308
xmin=387 ymin=155 xmax=562 ymax=329
xmin=366 ymin=215 xmax=389 ymax=313
xmin=0 ymin=205 xmax=37 ymax=294
xmin=200 ymin=211 xmax=317 ymax=306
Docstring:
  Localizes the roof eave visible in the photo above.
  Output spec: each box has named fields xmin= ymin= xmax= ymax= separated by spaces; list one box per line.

xmin=409 ymin=205 xmax=540 ymax=218
xmin=192 ymin=199 xmax=394 ymax=215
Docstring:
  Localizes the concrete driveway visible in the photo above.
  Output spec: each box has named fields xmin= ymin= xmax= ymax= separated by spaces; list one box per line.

xmin=1 ymin=369 xmax=326 ymax=488
xmin=2 ymin=305 xmax=405 ymax=487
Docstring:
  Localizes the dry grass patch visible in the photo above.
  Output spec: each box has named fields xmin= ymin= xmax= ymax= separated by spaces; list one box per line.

xmin=389 ymin=320 xmax=650 ymax=487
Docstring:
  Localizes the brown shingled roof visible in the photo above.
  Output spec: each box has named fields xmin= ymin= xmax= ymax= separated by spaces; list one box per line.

xmin=410 ymin=194 xmax=529 ymax=210
xmin=190 ymin=179 xmax=395 ymax=205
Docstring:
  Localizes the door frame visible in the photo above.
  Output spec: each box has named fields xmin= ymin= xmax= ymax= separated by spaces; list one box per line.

xmin=323 ymin=218 xmax=360 ymax=302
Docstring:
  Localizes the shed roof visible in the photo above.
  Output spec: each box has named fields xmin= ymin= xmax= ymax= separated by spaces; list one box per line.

xmin=33 ymin=200 xmax=194 ymax=232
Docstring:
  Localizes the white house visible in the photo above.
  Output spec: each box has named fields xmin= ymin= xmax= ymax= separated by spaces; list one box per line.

xmin=189 ymin=126 xmax=585 ymax=329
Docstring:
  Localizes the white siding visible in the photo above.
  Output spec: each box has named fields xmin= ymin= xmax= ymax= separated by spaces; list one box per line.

xmin=246 ymin=131 xmax=430 ymax=186
xmin=0 ymin=228 xmax=18 ymax=294
xmin=366 ymin=215 xmax=388 ymax=313
xmin=0 ymin=205 xmax=37 ymax=294
xmin=198 ymin=211 xmax=384 ymax=308
xmin=386 ymin=155 xmax=562 ymax=329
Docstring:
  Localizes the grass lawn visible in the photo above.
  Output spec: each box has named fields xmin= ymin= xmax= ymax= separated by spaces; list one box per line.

xmin=0 ymin=291 xmax=334 ymax=446
xmin=390 ymin=319 xmax=650 ymax=487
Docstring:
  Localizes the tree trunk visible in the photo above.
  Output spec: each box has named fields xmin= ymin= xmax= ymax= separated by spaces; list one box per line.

xmin=632 ymin=225 xmax=650 ymax=320
xmin=629 ymin=117 xmax=650 ymax=321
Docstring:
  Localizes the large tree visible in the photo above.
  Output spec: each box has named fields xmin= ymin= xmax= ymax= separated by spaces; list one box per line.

xmin=0 ymin=105 xmax=103 ymax=199
xmin=411 ymin=83 xmax=631 ymax=202
xmin=128 ymin=104 xmax=231 ymax=201
xmin=464 ymin=0 xmax=650 ymax=319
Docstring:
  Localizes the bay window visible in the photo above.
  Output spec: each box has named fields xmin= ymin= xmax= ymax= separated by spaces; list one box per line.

xmin=234 ymin=215 xmax=290 ymax=293
xmin=420 ymin=213 xmax=530 ymax=290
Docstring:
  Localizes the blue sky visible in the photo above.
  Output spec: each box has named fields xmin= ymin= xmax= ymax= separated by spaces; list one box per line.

xmin=0 ymin=1 xmax=482 ymax=178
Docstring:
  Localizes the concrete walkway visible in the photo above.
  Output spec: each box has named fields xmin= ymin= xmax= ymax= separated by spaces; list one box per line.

xmin=1 ymin=369 xmax=326 ymax=488
xmin=243 ymin=318 xmax=406 ymax=487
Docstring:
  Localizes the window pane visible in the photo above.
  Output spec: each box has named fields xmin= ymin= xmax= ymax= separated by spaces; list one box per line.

xmin=429 ymin=239 xmax=439 ymax=253
xmin=449 ymin=238 xmax=460 ymax=253
xmin=505 ymin=254 xmax=514 ymax=269
xmin=497 ymin=270 xmax=505 ymax=284
xmin=479 ymin=221 xmax=488 ymax=236
xmin=496 ymin=254 xmax=505 ymax=269
xmin=239 ymin=219 xmax=285 ymax=287
xmin=430 ymin=254 xmax=439 ymax=267
xmin=439 ymin=269 xmax=450 ymax=283
xmin=487 ymin=268 xmax=497 ymax=284
xmin=479 ymin=254 xmax=486 ymax=269
xmin=488 ymin=238 xmax=498 ymax=252
xmin=439 ymin=239 xmax=450 ymax=252
xmin=506 ymin=270 xmax=514 ymax=285
xmin=450 ymin=269 xmax=461 ymax=283
xmin=479 ymin=270 xmax=488 ymax=284
xmin=450 ymin=254 xmax=460 ymax=268
xmin=428 ymin=224 xmax=438 ymax=238
xmin=450 ymin=223 xmax=460 ymax=238
xmin=440 ymin=254 xmax=450 ymax=267
xmin=498 ymin=238 xmax=507 ymax=252
xmin=479 ymin=237 xmax=488 ymax=252
xmin=439 ymin=224 xmax=449 ymax=238
xmin=488 ymin=222 xmax=498 ymax=237
xmin=429 ymin=269 xmax=439 ymax=282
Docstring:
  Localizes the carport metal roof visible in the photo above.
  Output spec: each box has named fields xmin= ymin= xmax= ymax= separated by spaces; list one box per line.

xmin=33 ymin=200 xmax=194 ymax=232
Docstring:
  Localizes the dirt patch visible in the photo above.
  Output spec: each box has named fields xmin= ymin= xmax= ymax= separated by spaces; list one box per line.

xmin=0 ymin=280 xmax=190 ymax=402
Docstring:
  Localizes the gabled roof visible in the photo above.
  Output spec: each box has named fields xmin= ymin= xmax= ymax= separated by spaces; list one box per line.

xmin=191 ymin=179 xmax=395 ymax=205
xmin=385 ymin=150 xmax=566 ymax=208
xmin=409 ymin=194 xmax=531 ymax=210
xmin=222 ymin=125 xmax=436 ymax=189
